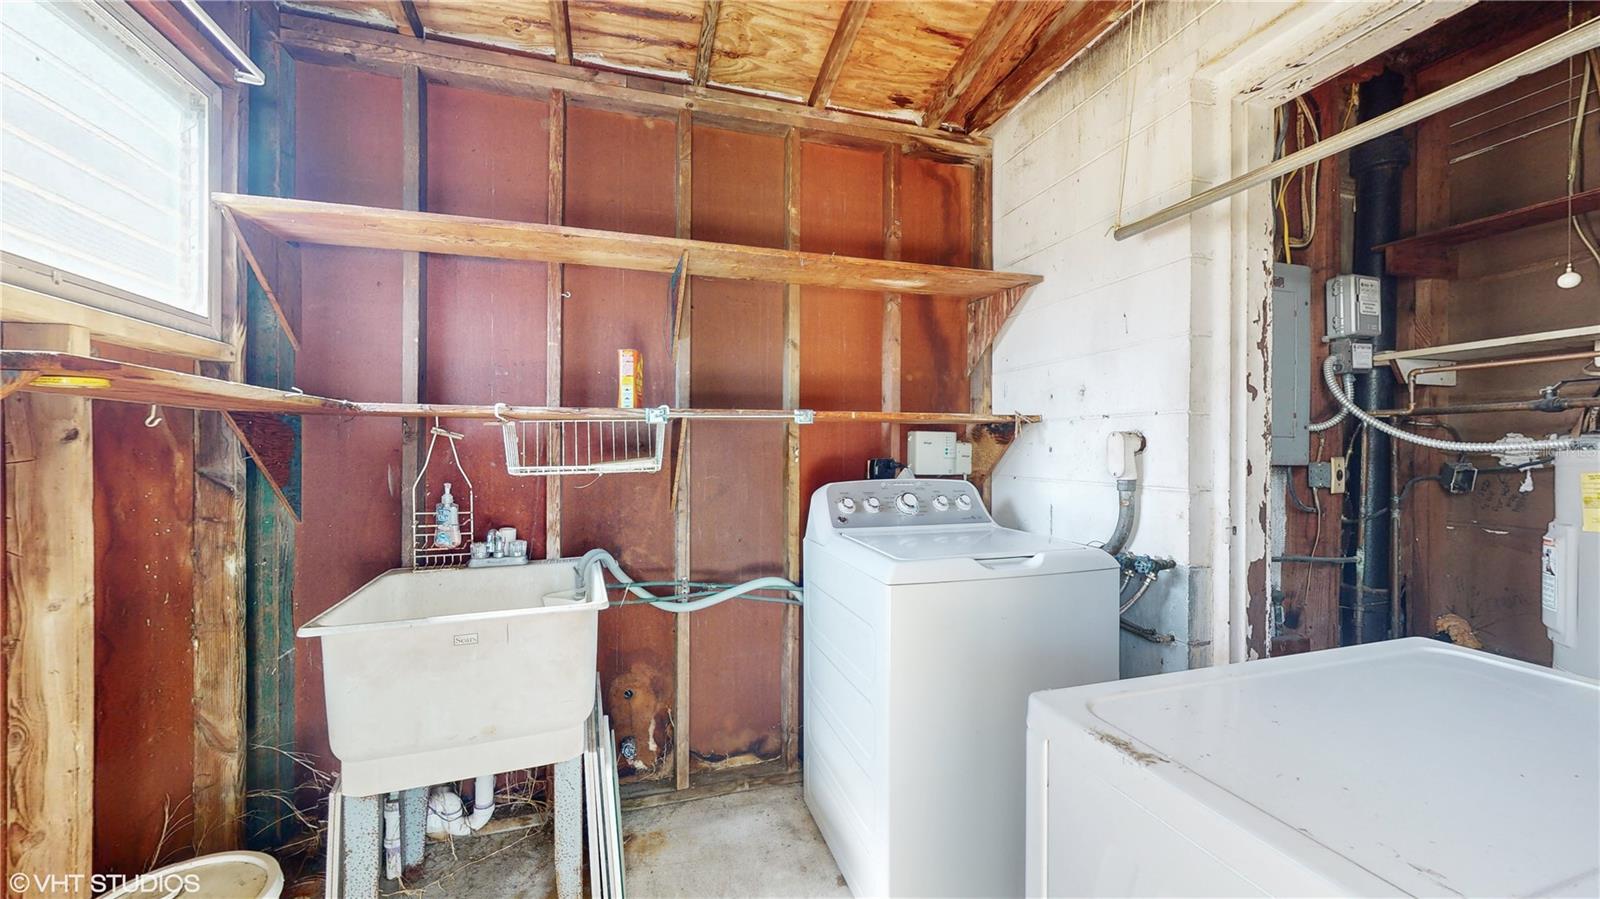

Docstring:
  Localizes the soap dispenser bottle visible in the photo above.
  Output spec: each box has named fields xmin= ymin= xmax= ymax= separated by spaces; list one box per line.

xmin=434 ymin=482 xmax=461 ymax=548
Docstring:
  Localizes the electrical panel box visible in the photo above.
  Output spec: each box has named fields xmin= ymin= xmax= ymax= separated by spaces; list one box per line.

xmin=1326 ymin=274 xmax=1382 ymax=339
xmin=1270 ymin=263 xmax=1312 ymax=465
xmin=906 ymin=431 xmax=972 ymax=477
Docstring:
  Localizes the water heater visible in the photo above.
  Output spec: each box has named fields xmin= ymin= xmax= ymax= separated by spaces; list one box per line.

xmin=1544 ymin=444 xmax=1600 ymax=678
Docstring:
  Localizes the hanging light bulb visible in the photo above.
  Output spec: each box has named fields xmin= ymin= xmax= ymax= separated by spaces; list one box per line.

xmin=1558 ymin=261 xmax=1583 ymax=289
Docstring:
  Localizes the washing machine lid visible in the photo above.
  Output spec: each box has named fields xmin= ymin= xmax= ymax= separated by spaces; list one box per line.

xmin=842 ymin=524 xmax=1062 ymax=562
xmin=1029 ymin=638 xmax=1600 ymax=897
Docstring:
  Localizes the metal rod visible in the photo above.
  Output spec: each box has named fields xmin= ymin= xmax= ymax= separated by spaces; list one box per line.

xmin=1113 ymin=18 xmax=1600 ymax=240
xmin=177 ymin=0 xmax=267 ymax=85
xmin=1272 ymin=554 xmax=1361 ymax=564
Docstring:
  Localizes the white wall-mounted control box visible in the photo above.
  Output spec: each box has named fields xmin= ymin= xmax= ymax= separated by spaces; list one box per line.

xmin=1326 ymin=274 xmax=1382 ymax=339
xmin=906 ymin=430 xmax=972 ymax=476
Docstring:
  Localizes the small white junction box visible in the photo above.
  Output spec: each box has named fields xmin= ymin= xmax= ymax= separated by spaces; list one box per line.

xmin=906 ymin=430 xmax=971 ymax=477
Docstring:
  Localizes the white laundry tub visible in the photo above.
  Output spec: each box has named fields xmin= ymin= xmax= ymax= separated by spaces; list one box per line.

xmin=298 ymin=557 xmax=606 ymax=797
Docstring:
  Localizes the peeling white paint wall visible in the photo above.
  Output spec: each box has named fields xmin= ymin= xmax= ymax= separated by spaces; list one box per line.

xmin=987 ymin=0 xmax=1467 ymax=675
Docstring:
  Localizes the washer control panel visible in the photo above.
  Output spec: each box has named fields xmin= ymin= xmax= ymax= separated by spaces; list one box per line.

xmin=824 ymin=479 xmax=988 ymax=529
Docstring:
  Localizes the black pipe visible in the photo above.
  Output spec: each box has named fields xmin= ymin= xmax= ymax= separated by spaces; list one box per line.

xmin=1342 ymin=70 xmax=1409 ymax=647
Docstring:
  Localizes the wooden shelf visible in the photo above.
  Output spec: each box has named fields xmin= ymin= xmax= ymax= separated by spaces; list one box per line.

xmin=213 ymin=193 xmax=1040 ymax=299
xmin=1378 ymin=187 xmax=1600 ymax=278
xmin=2 ymin=351 xmax=1034 ymax=425
xmin=1374 ymin=325 xmax=1600 ymax=365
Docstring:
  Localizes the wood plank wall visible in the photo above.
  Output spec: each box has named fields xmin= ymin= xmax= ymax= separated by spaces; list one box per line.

xmin=292 ymin=63 xmax=406 ymax=771
xmin=281 ymin=56 xmax=975 ymax=787
xmin=1402 ymin=22 xmax=1597 ymax=663
xmin=91 ymin=346 xmax=198 ymax=877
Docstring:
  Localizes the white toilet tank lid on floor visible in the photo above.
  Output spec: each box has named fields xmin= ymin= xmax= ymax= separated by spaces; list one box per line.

xmin=1030 ymin=638 xmax=1600 ymax=897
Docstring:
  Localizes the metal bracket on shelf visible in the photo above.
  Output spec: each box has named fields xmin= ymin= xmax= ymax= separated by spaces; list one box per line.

xmin=793 ymin=409 xmax=815 ymax=425
xmin=645 ymin=405 xmax=671 ymax=425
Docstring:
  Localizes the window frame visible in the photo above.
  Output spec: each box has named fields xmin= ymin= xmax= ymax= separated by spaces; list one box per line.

xmin=0 ymin=0 xmax=226 ymax=342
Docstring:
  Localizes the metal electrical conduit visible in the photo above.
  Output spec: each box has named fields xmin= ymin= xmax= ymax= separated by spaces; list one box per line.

xmin=1321 ymin=356 xmax=1584 ymax=454
xmin=1113 ymin=17 xmax=1600 ymax=241
xmin=575 ymin=548 xmax=802 ymax=613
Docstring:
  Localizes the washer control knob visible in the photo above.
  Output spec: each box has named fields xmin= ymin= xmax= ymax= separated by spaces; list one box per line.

xmin=956 ymin=495 xmax=973 ymax=511
xmin=933 ymin=495 xmax=950 ymax=511
xmin=836 ymin=497 xmax=856 ymax=514
xmin=896 ymin=492 xmax=920 ymax=515
xmin=864 ymin=496 xmax=881 ymax=513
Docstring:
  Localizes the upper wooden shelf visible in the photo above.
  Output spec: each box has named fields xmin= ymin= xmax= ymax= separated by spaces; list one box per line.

xmin=213 ymin=193 xmax=1041 ymax=299
xmin=1378 ymin=187 xmax=1600 ymax=279
xmin=1 ymin=351 xmax=1033 ymax=426
xmin=1374 ymin=325 xmax=1600 ymax=365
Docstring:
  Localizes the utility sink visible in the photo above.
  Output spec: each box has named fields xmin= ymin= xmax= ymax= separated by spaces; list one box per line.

xmin=298 ymin=558 xmax=606 ymax=797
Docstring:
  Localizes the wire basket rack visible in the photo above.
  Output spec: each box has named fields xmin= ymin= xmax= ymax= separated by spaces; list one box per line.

xmin=412 ymin=420 xmax=475 ymax=568
xmin=500 ymin=405 xmax=670 ymax=477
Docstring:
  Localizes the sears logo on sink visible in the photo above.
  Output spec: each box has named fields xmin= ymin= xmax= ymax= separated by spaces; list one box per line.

xmin=452 ymin=633 xmax=480 ymax=647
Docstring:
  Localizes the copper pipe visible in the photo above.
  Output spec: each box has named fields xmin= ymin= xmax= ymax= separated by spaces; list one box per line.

xmin=1382 ymin=350 xmax=1600 ymax=416
xmin=1393 ymin=396 xmax=1600 ymax=417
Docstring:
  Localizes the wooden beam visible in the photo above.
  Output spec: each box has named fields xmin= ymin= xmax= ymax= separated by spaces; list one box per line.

xmin=545 ymin=91 xmax=566 ymax=561
xmin=673 ymin=109 xmax=693 ymax=794
xmin=213 ymin=193 xmax=1041 ymax=297
xmin=693 ymin=1 xmax=722 ymax=87
xmin=1378 ymin=186 xmax=1600 ymax=278
xmin=549 ymin=0 xmax=572 ymax=66
xmin=220 ymin=208 xmax=302 ymax=348
xmin=390 ymin=0 xmax=423 ymax=38
xmin=240 ymin=5 xmax=300 ymax=850
xmin=127 ymin=0 xmax=236 ymax=85
xmin=780 ymin=127 xmax=802 ymax=774
xmin=2 ymin=323 xmax=94 ymax=890
xmin=399 ymin=67 xmax=426 ymax=567
xmin=191 ymin=64 xmax=248 ymax=855
xmin=3 ymin=350 xmax=1040 ymax=424
xmin=0 ymin=283 xmax=236 ymax=363
xmin=882 ymin=145 xmax=902 ymax=453
xmin=969 ymin=158 xmax=995 ymax=416
xmin=276 ymin=12 xmax=989 ymax=161
xmin=966 ymin=1 xmax=1127 ymax=132
xmin=924 ymin=0 xmax=1066 ymax=129
xmin=809 ymin=0 xmax=871 ymax=108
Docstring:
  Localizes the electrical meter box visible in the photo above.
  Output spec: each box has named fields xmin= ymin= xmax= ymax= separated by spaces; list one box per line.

xmin=906 ymin=431 xmax=972 ymax=477
xmin=1326 ymin=274 xmax=1382 ymax=339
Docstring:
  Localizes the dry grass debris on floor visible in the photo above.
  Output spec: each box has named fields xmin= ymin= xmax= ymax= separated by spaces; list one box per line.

xmin=385 ymin=783 xmax=847 ymax=898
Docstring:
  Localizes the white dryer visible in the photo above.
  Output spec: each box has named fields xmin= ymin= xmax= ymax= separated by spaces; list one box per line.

xmin=802 ymin=478 xmax=1118 ymax=898
xmin=1025 ymin=638 xmax=1600 ymax=897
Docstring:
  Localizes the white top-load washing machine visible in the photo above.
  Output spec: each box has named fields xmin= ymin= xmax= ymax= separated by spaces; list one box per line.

xmin=803 ymin=478 xmax=1119 ymax=898
xmin=1025 ymin=638 xmax=1600 ymax=897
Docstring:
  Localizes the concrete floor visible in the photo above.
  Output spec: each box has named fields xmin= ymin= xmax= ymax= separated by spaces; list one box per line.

xmin=383 ymin=783 xmax=849 ymax=898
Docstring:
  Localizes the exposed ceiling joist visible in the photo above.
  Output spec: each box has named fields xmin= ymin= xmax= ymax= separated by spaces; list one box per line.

xmin=967 ymin=0 xmax=1127 ymax=132
xmin=809 ymin=0 xmax=871 ymax=108
xmin=277 ymin=13 xmax=991 ymax=160
xmin=693 ymin=0 xmax=721 ymax=87
xmin=390 ymin=0 xmax=423 ymax=39
xmin=925 ymin=0 xmax=1066 ymax=129
xmin=550 ymin=0 xmax=572 ymax=65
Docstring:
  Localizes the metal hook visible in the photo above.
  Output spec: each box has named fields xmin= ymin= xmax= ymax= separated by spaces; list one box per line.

xmin=144 ymin=404 xmax=163 ymax=428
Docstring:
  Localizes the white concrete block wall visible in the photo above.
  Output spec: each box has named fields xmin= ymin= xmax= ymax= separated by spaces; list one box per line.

xmin=988 ymin=0 xmax=1461 ymax=671
xmin=989 ymin=2 xmax=1301 ymax=673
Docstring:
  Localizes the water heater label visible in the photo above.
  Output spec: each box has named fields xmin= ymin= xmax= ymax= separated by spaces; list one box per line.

xmin=1541 ymin=536 xmax=1560 ymax=614
xmin=453 ymin=633 xmax=480 ymax=647
xmin=1582 ymin=472 xmax=1600 ymax=533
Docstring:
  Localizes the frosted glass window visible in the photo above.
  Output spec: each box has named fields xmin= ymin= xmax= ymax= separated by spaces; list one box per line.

xmin=1 ymin=0 xmax=213 ymax=319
